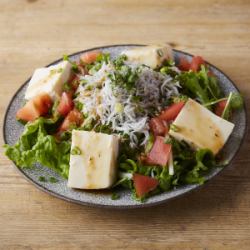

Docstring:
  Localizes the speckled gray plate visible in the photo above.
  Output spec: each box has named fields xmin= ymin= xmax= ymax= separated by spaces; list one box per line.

xmin=3 ymin=44 xmax=247 ymax=208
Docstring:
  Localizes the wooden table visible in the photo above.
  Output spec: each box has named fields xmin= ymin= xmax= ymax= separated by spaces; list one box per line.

xmin=1 ymin=0 xmax=249 ymax=249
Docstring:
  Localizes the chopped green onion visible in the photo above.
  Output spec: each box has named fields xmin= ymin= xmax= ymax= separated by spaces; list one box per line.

xmin=63 ymin=54 xmax=69 ymax=61
xmin=126 ymin=159 xmax=138 ymax=172
xmin=38 ymin=176 xmax=47 ymax=182
xmin=145 ymin=133 xmax=154 ymax=154
xmin=71 ymin=64 xmax=78 ymax=73
xmin=170 ymin=124 xmax=180 ymax=132
xmin=82 ymin=118 xmax=94 ymax=131
xmin=75 ymin=101 xmax=83 ymax=111
xmin=85 ymin=85 xmax=93 ymax=91
xmin=230 ymin=93 xmax=243 ymax=109
xmin=62 ymin=82 xmax=71 ymax=92
xmin=49 ymin=177 xmax=58 ymax=183
xmin=57 ymin=68 xmax=63 ymax=73
xmin=80 ymin=79 xmax=87 ymax=86
xmin=71 ymin=146 xmax=82 ymax=155
xmin=111 ymin=192 xmax=120 ymax=200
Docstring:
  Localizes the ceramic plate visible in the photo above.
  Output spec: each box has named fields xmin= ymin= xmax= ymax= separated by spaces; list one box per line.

xmin=3 ymin=44 xmax=247 ymax=208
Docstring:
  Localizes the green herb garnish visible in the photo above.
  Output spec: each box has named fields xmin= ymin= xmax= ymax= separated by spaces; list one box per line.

xmin=170 ymin=124 xmax=180 ymax=132
xmin=63 ymin=55 xmax=69 ymax=61
xmin=49 ymin=177 xmax=58 ymax=183
xmin=111 ymin=192 xmax=120 ymax=200
xmin=71 ymin=146 xmax=82 ymax=155
xmin=80 ymin=79 xmax=87 ymax=86
xmin=39 ymin=176 xmax=47 ymax=182
xmin=230 ymin=92 xmax=243 ymax=109
xmin=62 ymin=82 xmax=71 ymax=92
xmin=75 ymin=101 xmax=83 ymax=111
xmin=145 ymin=133 xmax=154 ymax=154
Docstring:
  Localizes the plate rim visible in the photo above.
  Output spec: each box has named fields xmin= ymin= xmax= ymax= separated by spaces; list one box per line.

xmin=3 ymin=44 xmax=248 ymax=209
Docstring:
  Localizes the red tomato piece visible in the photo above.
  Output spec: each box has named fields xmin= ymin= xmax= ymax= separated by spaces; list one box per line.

xmin=16 ymin=93 xmax=53 ymax=122
xmin=33 ymin=93 xmax=52 ymax=115
xmin=158 ymin=101 xmax=185 ymax=122
xmin=70 ymin=76 xmax=80 ymax=92
xmin=66 ymin=75 xmax=80 ymax=93
xmin=16 ymin=100 xmax=40 ymax=122
xmin=145 ymin=136 xmax=172 ymax=166
xmin=215 ymin=100 xmax=227 ymax=117
xmin=59 ymin=109 xmax=83 ymax=132
xmin=190 ymin=56 xmax=205 ymax=72
xmin=80 ymin=50 xmax=101 ymax=64
xmin=149 ymin=117 xmax=168 ymax=136
xmin=178 ymin=57 xmax=191 ymax=71
xmin=57 ymin=92 xmax=74 ymax=117
xmin=133 ymin=173 xmax=159 ymax=198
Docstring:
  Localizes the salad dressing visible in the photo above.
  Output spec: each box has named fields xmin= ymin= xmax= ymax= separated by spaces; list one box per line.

xmin=170 ymin=99 xmax=233 ymax=154
xmin=180 ymin=107 xmax=224 ymax=152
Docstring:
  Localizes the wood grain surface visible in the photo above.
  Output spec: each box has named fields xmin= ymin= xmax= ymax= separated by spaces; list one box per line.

xmin=0 ymin=0 xmax=250 ymax=249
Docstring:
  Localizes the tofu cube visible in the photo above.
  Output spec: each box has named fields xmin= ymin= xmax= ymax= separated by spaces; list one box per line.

xmin=169 ymin=99 xmax=235 ymax=155
xmin=68 ymin=130 xmax=120 ymax=189
xmin=122 ymin=45 xmax=173 ymax=69
xmin=25 ymin=60 xmax=72 ymax=100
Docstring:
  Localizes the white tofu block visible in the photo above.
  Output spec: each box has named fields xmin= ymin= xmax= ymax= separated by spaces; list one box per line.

xmin=169 ymin=99 xmax=235 ymax=155
xmin=122 ymin=45 xmax=173 ymax=69
xmin=25 ymin=60 xmax=72 ymax=100
xmin=68 ymin=130 xmax=120 ymax=189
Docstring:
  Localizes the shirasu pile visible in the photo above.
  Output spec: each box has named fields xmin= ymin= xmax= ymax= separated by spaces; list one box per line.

xmin=75 ymin=61 xmax=180 ymax=147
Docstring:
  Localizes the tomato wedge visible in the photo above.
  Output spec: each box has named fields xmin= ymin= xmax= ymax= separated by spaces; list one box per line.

xmin=158 ymin=101 xmax=185 ymax=122
xmin=178 ymin=56 xmax=205 ymax=72
xmin=65 ymin=75 xmax=80 ymax=93
xmin=57 ymin=92 xmax=74 ymax=117
xmin=59 ymin=109 xmax=83 ymax=132
xmin=190 ymin=56 xmax=205 ymax=72
xmin=145 ymin=136 xmax=172 ymax=166
xmin=16 ymin=93 xmax=52 ymax=122
xmin=33 ymin=93 xmax=52 ymax=115
xmin=149 ymin=117 xmax=168 ymax=136
xmin=70 ymin=76 xmax=80 ymax=92
xmin=80 ymin=50 xmax=101 ymax=64
xmin=215 ymin=100 xmax=227 ymax=117
xmin=16 ymin=100 xmax=40 ymax=122
xmin=178 ymin=57 xmax=191 ymax=71
xmin=133 ymin=174 xmax=159 ymax=198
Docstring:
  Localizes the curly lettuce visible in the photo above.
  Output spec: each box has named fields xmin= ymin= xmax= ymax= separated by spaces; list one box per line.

xmin=4 ymin=118 xmax=71 ymax=178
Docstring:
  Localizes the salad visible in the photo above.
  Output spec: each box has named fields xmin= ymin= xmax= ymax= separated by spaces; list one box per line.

xmin=5 ymin=45 xmax=243 ymax=202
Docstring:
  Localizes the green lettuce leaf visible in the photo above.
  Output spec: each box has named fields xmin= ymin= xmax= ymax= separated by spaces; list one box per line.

xmin=222 ymin=92 xmax=244 ymax=120
xmin=185 ymin=149 xmax=215 ymax=184
xmin=4 ymin=118 xmax=71 ymax=178
xmin=178 ymin=66 xmax=222 ymax=105
xmin=199 ymin=65 xmax=221 ymax=99
xmin=178 ymin=71 xmax=210 ymax=104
